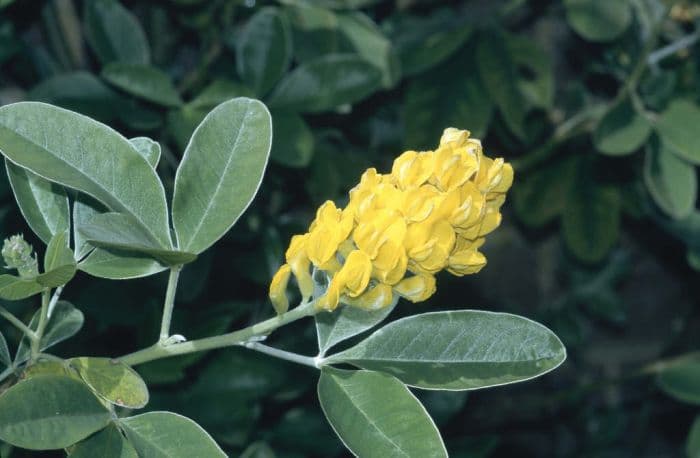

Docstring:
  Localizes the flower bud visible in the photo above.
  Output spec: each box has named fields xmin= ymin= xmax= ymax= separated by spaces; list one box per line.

xmin=2 ymin=234 xmax=38 ymax=279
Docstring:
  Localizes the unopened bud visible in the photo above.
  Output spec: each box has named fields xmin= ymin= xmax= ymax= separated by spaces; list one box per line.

xmin=2 ymin=234 xmax=38 ymax=278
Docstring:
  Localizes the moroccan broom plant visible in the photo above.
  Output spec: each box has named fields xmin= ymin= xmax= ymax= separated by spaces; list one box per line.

xmin=0 ymin=99 xmax=565 ymax=457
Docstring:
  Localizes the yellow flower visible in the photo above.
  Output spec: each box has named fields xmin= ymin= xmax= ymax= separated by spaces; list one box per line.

xmin=391 ymin=150 xmax=434 ymax=190
xmin=394 ymin=274 xmax=436 ymax=302
xmin=448 ymin=237 xmax=487 ymax=276
xmin=431 ymin=143 xmax=479 ymax=192
xmin=307 ymin=201 xmax=353 ymax=269
xmin=344 ymin=283 xmax=394 ymax=310
xmin=317 ymin=250 xmax=373 ymax=310
xmin=285 ymin=234 xmax=313 ymax=299
xmin=269 ymin=127 xmax=513 ymax=313
xmin=269 ymin=264 xmax=292 ymax=314
xmin=440 ymin=127 xmax=470 ymax=146
xmin=353 ymin=209 xmax=407 ymax=272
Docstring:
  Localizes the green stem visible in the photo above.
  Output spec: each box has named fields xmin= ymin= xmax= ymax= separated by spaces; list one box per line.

xmin=611 ymin=5 xmax=669 ymax=105
xmin=30 ymin=290 xmax=50 ymax=361
xmin=647 ymin=30 xmax=700 ymax=67
xmin=120 ymin=300 xmax=317 ymax=366
xmin=47 ymin=286 xmax=63 ymax=319
xmin=243 ymin=341 xmax=319 ymax=369
xmin=0 ymin=306 xmax=37 ymax=340
xmin=159 ymin=266 xmax=182 ymax=343
xmin=514 ymin=9 xmax=669 ymax=174
xmin=513 ymin=105 xmax=604 ymax=173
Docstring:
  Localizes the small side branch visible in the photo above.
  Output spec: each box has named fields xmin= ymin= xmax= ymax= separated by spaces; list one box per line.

xmin=159 ymin=266 xmax=182 ymax=343
xmin=648 ymin=31 xmax=700 ymax=67
xmin=0 ymin=306 xmax=36 ymax=340
xmin=243 ymin=341 xmax=319 ymax=368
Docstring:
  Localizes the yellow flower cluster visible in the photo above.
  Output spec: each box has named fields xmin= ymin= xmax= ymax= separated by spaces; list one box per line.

xmin=269 ymin=128 xmax=513 ymax=313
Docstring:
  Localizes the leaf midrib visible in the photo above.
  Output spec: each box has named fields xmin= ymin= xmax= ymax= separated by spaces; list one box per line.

xmin=335 ymin=354 xmax=561 ymax=365
xmin=180 ymin=100 xmax=253 ymax=251
xmin=328 ymin=375 xmax=411 ymax=458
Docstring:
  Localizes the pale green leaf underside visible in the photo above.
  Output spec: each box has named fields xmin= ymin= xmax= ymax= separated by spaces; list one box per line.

xmin=327 ymin=310 xmax=566 ymax=390
xmin=78 ymin=248 xmax=166 ymax=280
xmin=315 ymin=295 xmax=397 ymax=355
xmin=318 ymin=367 xmax=447 ymax=458
xmin=0 ymin=102 xmax=171 ymax=248
xmin=172 ymin=97 xmax=272 ymax=254
xmin=78 ymin=212 xmax=196 ymax=265
xmin=129 ymin=137 xmax=161 ymax=168
xmin=73 ymin=195 xmax=167 ymax=279
xmin=6 ymin=161 xmax=70 ymax=245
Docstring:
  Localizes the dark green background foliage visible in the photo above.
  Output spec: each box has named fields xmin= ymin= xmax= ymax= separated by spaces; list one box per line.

xmin=0 ymin=0 xmax=699 ymax=456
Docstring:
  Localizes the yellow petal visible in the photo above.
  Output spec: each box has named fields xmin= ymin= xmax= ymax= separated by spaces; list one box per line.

xmin=439 ymin=128 xmax=470 ymax=147
xmin=492 ymin=162 xmax=514 ymax=194
xmin=477 ymin=210 xmax=502 ymax=237
xmin=339 ymin=250 xmax=373 ymax=297
xmin=394 ymin=274 xmax=436 ymax=303
xmin=402 ymin=185 xmax=441 ymax=222
xmin=375 ymin=248 xmax=408 ymax=285
xmin=345 ymin=283 xmax=394 ymax=310
xmin=404 ymin=221 xmax=433 ymax=258
xmin=414 ymin=244 xmax=450 ymax=273
xmin=431 ymin=144 xmax=479 ymax=191
xmin=269 ymin=264 xmax=292 ymax=314
xmin=448 ymin=249 xmax=487 ymax=276
xmin=285 ymin=234 xmax=314 ymax=299
xmin=317 ymin=275 xmax=342 ymax=311
xmin=391 ymin=150 xmax=434 ymax=190
xmin=354 ymin=209 xmax=406 ymax=259
xmin=307 ymin=225 xmax=340 ymax=266
xmin=450 ymin=183 xmax=485 ymax=229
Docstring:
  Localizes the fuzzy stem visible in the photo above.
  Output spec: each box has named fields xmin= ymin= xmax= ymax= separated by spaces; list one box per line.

xmin=159 ymin=266 xmax=182 ymax=343
xmin=243 ymin=341 xmax=319 ymax=368
xmin=120 ymin=300 xmax=317 ymax=366
xmin=648 ymin=31 xmax=700 ymax=67
xmin=0 ymin=306 xmax=37 ymax=340
xmin=30 ymin=290 xmax=50 ymax=361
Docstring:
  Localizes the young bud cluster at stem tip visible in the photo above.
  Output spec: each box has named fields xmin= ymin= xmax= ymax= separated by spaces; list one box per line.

xmin=2 ymin=234 xmax=38 ymax=279
xmin=269 ymin=128 xmax=514 ymax=314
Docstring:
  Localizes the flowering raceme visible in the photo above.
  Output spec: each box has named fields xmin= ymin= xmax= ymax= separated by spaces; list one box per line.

xmin=269 ymin=128 xmax=514 ymax=313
